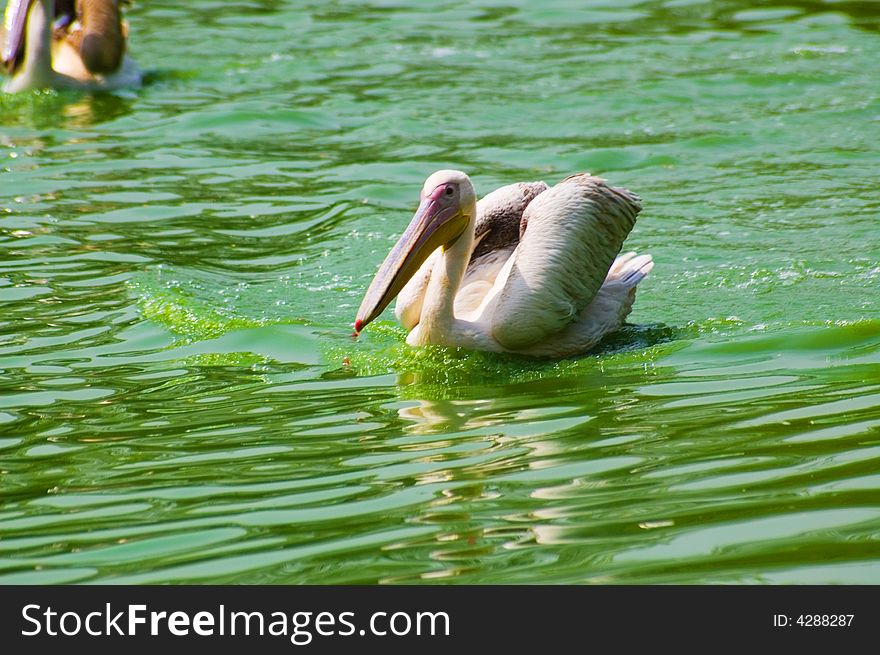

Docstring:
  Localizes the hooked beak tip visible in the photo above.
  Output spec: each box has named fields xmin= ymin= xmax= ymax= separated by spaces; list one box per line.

xmin=353 ymin=319 xmax=364 ymax=335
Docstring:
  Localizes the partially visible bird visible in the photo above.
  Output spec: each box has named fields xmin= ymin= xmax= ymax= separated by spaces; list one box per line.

xmin=1 ymin=0 xmax=141 ymax=92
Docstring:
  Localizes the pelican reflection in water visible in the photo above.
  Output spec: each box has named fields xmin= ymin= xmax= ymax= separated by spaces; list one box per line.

xmin=355 ymin=170 xmax=653 ymax=358
xmin=1 ymin=0 xmax=141 ymax=92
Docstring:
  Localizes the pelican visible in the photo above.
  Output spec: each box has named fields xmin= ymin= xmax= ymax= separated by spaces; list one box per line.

xmin=1 ymin=0 xmax=141 ymax=92
xmin=354 ymin=170 xmax=654 ymax=358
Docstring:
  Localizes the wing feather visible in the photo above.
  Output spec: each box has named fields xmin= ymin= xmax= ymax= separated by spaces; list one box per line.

xmin=470 ymin=181 xmax=547 ymax=261
xmin=489 ymin=174 xmax=641 ymax=350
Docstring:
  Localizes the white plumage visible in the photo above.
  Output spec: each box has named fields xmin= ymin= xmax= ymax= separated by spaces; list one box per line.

xmin=489 ymin=174 xmax=644 ymax=350
xmin=355 ymin=170 xmax=653 ymax=358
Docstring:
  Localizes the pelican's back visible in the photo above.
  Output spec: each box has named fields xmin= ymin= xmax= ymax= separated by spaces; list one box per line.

xmin=489 ymin=174 xmax=641 ymax=350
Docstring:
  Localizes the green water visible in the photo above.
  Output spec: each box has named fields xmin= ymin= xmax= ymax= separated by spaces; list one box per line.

xmin=1 ymin=0 xmax=879 ymax=584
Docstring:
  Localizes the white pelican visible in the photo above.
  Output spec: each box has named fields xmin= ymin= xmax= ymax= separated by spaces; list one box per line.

xmin=354 ymin=170 xmax=654 ymax=358
xmin=1 ymin=0 xmax=141 ymax=92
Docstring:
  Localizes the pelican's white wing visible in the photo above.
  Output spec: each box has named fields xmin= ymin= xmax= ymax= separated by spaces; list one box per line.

xmin=488 ymin=174 xmax=641 ymax=350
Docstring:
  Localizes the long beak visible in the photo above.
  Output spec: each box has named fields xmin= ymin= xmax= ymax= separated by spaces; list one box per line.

xmin=2 ymin=0 xmax=30 ymax=73
xmin=354 ymin=197 xmax=467 ymax=334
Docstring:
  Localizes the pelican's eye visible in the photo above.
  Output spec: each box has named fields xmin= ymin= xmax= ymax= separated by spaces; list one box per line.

xmin=445 ymin=185 xmax=455 ymax=196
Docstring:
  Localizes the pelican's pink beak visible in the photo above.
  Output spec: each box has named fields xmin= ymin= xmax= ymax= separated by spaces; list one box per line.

xmin=354 ymin=185 xmax=467 ymax=334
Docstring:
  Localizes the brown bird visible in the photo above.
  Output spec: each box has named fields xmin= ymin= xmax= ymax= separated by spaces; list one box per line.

xmin=1 ymin=0 xmax=141 ymax=92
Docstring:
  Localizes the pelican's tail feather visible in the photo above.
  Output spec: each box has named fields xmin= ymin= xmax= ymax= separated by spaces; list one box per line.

xmin=606 ymin=251 xmax=654 ymax=288
xmin=599 ymin=251 xmax=654 ymax=322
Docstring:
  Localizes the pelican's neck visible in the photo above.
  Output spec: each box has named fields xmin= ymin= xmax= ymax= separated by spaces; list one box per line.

xmin=411 ymin=211 xmax=475 ymax=345
xmin=7 ymin=0 xmax=55 ymax=90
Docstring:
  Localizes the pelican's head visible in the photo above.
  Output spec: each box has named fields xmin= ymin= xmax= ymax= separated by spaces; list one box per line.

xmin=79 ymin=0 xmax=126 ymax=75
xmin=354 ymin=170 xmax=476 ymax=334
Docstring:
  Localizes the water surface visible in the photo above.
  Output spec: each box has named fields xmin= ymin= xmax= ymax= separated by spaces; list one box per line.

xmin=1 ymin=0 xmax=879 ymax=584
